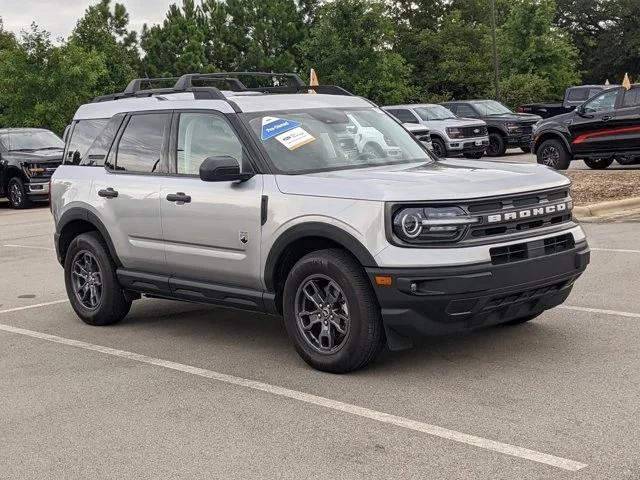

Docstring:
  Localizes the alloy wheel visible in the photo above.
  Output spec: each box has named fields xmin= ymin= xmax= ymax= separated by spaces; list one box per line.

xmin=295 ymin=274 xmax=351 ymax=354
xmin=541 ymin=145 xmax=559 ymax=167
xmin=71 ymin=250 xmax=103 ymax=310
xmin=9 ymin=182 xmax=23 ymax=207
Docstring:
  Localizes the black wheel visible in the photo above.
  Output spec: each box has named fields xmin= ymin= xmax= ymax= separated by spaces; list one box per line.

xmin=486 ymin=133 xmax=506 ymax=157
xmin=7 ymin=177 xmax=32 ymax=209
xmin=431 ymin=137 xmax=447 ymax=158
xmin=520 ymin=146 xmax=531 ymax=153
xmin=536 ymin=138 xmax=571 ymax=170
xmin=64 ymin=231 xmax=131 ymax=326
xmin=463 ymin=151 xmax=484 ymax=159
xmin=282 ymin=249 xmax=385 ymax=373
xmin=501 ymin=313 xmax=542 ymax=326
xmin=584 ymin=157 xmax=614 ymax=170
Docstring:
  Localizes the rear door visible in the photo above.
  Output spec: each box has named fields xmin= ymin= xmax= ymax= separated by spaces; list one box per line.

xmin=569 ymin=87 xmax=624 ymax=155
xmin=92 ymin=112 xmax=170 ymax=274
xmin=160 ymin=110 xmax=264 ymax=291
xmin=611 ymin=87 xmax=640 ymax=154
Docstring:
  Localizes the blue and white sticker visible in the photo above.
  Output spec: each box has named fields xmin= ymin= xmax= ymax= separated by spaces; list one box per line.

xmin=261 ymin=116 xmax=301 ymax=141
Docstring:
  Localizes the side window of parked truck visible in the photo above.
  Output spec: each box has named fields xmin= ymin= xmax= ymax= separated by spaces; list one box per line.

xmin=113 ymin=113 xmax=170 ymax=173
xmin=65 ymin=119 xmax=109 ymax=165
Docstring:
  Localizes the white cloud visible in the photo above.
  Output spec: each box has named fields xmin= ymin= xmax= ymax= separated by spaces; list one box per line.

xmin=1 ymin=0 xmax=175 ymax=42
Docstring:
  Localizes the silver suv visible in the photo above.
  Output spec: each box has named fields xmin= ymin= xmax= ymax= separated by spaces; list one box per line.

xmin=51 ymin=73 xmax=590 ymax=373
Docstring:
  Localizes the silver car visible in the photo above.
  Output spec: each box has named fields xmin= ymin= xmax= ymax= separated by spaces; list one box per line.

xmin=51 ymin=73 xmax=590 ymax=373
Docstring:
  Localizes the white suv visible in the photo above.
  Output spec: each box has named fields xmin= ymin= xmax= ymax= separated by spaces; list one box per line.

xmin=384 ymin=104 xmax=489 ymax=158
xmin=51 ymin=73 xmax=589 ymax=373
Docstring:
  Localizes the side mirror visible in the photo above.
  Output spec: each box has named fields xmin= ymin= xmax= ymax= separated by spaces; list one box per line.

xmin=199 ymin=155 xmax=254 ymax=182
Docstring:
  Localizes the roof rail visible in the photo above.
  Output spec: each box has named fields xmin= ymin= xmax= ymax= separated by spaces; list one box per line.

xmin=174 ymin=72 xmax=306 ymax=90
xmin=244 ymin=85 xmax=354 ymax=96
xmin=123 ymin=77 xmax=179 ymax=95
xmin=92 ymin=86 xmax=228 ymax=103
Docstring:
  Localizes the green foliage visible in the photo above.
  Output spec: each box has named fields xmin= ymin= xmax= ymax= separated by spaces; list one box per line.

xmin=301 ymin=0 xmax=414 ymax=104
xmin=491 ymin=73 xmax=552 ymax=109
xmin=0 ymin=26 xmax=105 ymax=133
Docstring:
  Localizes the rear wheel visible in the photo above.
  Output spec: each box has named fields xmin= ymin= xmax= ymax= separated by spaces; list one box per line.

xmin=584 ymin=157 xmax=614 ymax=170
xmin=64 ymin=231 xmax=131 ymax=326
xmin=7 ymin=177 xmax=32 ymax=209
xmin=431 ymin=137 xmax=447 ymax=158
xmin=486 ymin=133 xmax=506 ymax=157
xmin=282 ymin=249 xmax=385 ymax=373
xmin=536 ymin=138 xmax=571 ymax=170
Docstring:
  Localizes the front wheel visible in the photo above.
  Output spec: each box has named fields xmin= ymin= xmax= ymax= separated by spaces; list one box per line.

xmin=584 ymin=157 xmax=614 ymax=170
xmin=431 ymin=137 xmax=447 ymax=158
xmin=7 ymin=177 xmax=32 ymax=209
xmin=64 ymin=231 xmax=131 ymax=326
xmin=486 ymin=133 xmax=506 ymax=157
xmin=536 ymin=138 xmax=571 ymax=170
xmin=282 ymin=249 xmax=385 ymax=373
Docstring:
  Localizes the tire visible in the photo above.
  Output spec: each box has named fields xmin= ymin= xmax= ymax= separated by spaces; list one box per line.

xmin=7 ymin=177 xmax=32 ymax=209
xmin=463 ymin=151 xmax=484 ymax=159
xmin=520 ymin=146 xmax=531 ymax=153
xmin=486 ymin=133 xmax=506 ymax=157
xmin=584 ymin=157 xmax=614 ymax=170
xmin=282 ymin=249 xmax=385 ymax=373
xmin=536 ymin=138 xmax=571 ymax=170
xmin=64 ymin=231 xmax=131 ymax=326
xmin=501 ymin=313 xmax=542 ymax=326
xmin=431 ymin=137 xmax=447 ymax=158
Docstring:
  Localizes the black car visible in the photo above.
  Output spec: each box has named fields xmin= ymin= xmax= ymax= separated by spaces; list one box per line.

xmin=532 ymin=85 xmax=640 ymax=170
xmin=440 ymin=100 xmax=541 ymax=156
xmin=0 ymin=128 xmax=64 ymax=208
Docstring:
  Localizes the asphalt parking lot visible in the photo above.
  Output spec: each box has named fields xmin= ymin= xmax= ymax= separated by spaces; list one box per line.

xmin=1 ymin=170 xmax=640 ymax=479
xmin=492 ymin=149 xmax=640 ymax=170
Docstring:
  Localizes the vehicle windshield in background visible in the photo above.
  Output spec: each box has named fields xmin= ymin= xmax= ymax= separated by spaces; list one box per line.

xmin=415 ymin=105 xmax=457 ymax=121
xmin=471 ymin=100 xmax=512 ymax=116
xmin=0 ymin=131 xmax=63 ymax=151
xmin=241 ymin=107 xmax=433 ymax=173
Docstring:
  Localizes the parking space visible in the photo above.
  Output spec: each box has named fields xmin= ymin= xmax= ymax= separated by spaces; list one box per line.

xmin=1 ymin=203 xmax=640 ymax=479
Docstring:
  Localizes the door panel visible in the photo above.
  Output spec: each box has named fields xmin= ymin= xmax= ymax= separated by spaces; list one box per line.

xmin=569 ymin=88 xmax=623 ymax=155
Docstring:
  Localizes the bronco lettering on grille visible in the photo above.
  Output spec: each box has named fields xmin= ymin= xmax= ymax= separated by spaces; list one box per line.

xmin=486 ymin=202 xmax=569 ymax=223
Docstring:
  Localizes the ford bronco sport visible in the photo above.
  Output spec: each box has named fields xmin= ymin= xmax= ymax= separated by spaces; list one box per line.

xmin=51 ymin=73 xmax=590 ymax=373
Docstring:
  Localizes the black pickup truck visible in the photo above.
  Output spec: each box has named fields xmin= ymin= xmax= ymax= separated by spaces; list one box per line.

xmin=0 ymin=128 xmax=64 ymax=208
xmin=440 ymin=100 xmax=541 ymax=156
xmin=517 ymin=85 xmax=609 ymax=119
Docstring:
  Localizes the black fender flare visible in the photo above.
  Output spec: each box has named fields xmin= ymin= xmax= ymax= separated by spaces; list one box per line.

xmin=533 ymin=129 xmax=572 ymax=154
xmin=56 ymin=207 xmax=122 ymax=267
xmin=263 ymin=222 xmax=378 ymax=292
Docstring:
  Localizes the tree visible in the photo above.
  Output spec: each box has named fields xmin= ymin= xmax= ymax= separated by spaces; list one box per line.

xmin=0 ymin=17 xmax=17 ymax=52
xmin=301 ymin=0 xmax=414 ymax=104
xmin=68 ymin=0 xmax=139 ymax=94
xmin=0 ymin=25 xmax=106 ymax=133
xmin=492 ymin=73 xmax=551 ymax=109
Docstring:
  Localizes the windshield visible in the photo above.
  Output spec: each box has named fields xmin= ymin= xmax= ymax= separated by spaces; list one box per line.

xmin=0 ymin=130 xmax=63 ymax=151
xmin=415 ymin=105 xmax=457 ymax=121
xmin=471 ymin=100 xmax=512 ymax=116
xmin=241 ymin=107 xmax=433 ymax=173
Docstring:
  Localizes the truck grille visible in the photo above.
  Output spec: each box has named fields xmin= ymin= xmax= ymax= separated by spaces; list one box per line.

xmin=515 ymin=122 xmax=537 ymax=134
xmin=460 ymin=125 xmax=487 ymax=138
xmin=490 ymin=233 xmax=575 ymax=265
xmin=461 ymin=187 xmax=573 ymax=243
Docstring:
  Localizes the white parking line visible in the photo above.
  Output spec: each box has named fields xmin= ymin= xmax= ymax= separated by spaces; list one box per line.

xmin=590 ymin=247 xmax=640 ymax=254
xmin=0 ymin=321 xmax=586 ymax=472
xmin=560 ymin=305 xmax=640 ymax=319
xmin=0 ymin=299 xmax=68 ymax=315
xmin=3 ymin=244 xmax=55 ymax=252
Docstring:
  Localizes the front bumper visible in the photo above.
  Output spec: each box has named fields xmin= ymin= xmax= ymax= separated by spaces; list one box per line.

xmin=506 ymin=133 xmax=532 ymax=147
xmin=366 ymin=240 xmax=589 ymax=349
xmin=26 ymin=180 xmax=50 ymax=200
xmin=447 ymin=137 xmax=489 ymax=152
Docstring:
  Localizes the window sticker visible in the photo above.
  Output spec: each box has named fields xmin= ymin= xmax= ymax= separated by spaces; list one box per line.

xmin=275 ymin=127 xmax=316 ymax=150
xmin=261 ymin=116 xmax=301 ymax=141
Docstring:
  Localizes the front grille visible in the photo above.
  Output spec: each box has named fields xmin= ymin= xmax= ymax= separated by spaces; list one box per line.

xmin=490 ymin=233 xmax=575 ymax=265
xmin=460 ymin=125 xmax=488 ymax=138
xmin=515 ymin=122 xmax=536 ymax=134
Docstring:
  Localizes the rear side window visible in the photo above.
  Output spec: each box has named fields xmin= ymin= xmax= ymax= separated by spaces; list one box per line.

xmin=65 ymin=119 xmax=109 ymax=165
xmin=455 ymin=104 xmax=477 ymax=118
xmin=387 ymin=109 xmax=419 ymax=123
xmin=113 ymin=113 xmax=170 ymax=173
xmin=80 ymin=115 xmax=125 ymax=166
xmin=622 ymin=89 xmax=640 ymax=108
xmin=567 ymin=88 xmax=589 ymax=102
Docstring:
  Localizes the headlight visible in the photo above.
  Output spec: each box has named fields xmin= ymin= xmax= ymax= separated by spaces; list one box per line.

xmin=446 ymin=127 xmax=461 ymax=139
xmin=392 ymin=206 xmax=479 ymax=244
xmin=506 ymin=122 xmax=521 ymax=131
xmin=25 ymin=164 xmax=45 ymax=176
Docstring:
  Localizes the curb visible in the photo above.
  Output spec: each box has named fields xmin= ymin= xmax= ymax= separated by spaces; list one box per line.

xmin=574 ymin=196 xmax=640 ymax=220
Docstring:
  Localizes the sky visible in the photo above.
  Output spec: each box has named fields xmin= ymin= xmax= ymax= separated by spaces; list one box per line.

xmin=1 ymin=0 xmax=175 ymax=41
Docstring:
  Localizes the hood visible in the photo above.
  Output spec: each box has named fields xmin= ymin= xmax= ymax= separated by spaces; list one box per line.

xmin=483 ymin=112 xmax=542 ymax=122
xmin=4 ymin=148 xmax=64 ymax=164
xmin=275 ymin=159 xmax=569 ymax=202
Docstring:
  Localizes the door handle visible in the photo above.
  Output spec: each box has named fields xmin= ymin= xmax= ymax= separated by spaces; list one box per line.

xmin=602 ymin=115 xmax=613 ymax=121
xmin=166 ymin=192 xmax=191 ymax=203
xmin=98 ymin=187 xmax=118 ymax=198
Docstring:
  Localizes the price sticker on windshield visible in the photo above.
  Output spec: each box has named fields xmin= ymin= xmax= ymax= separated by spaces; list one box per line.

xmin=261 ymin=117 xmax=301 ymax=140
xmin=275 ymin=127 xmax=316 ymax=150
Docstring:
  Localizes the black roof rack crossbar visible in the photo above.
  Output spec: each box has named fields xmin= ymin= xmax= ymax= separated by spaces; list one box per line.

xmin=174 ymin=72 xmax=306 ymax=90
xmin=123 ymin=77 xmax=179 ymax=95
